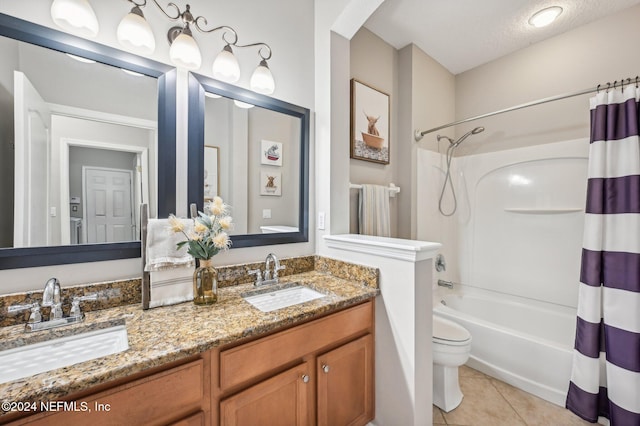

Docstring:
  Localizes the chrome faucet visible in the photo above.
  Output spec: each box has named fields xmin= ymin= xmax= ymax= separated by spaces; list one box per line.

xmin=8 ymin=278 xmax=91 ymax=332
xmin=42 ymin=278 xmax=62 ymax=320
xmin=248 ymin=253 xmax=286 ymax=287
xmin=264 ymin=253 xmax=285 ymax=282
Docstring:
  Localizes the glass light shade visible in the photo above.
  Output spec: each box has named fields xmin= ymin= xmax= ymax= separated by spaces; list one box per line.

xmin=65 ymin=53 xmax=96 ymax=64
xmin=51 ymin=0 xmax=99 ymax=38
xmin=121 ymin=68 xmax=144 ymax=77
xmin=117 ymin=8 xmax=155 ymax=55
xmin=169 ymin=31 xmax=202 ymax=70
xmin=212 ymin=46 xmax=240 ymax=83
xmin=234 ymin=100 xmax=255 ymax=109
xmin=528 ymin=6 xmax=563 ymax=28
xmin=250 ymin=60 xmax=275 ymax=95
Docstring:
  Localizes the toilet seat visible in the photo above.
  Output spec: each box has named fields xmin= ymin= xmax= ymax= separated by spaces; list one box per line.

xmin=433 ymin=316 xmax=471 ymax=346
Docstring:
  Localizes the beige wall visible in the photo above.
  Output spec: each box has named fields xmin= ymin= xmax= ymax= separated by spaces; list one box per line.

xmin=407 ymin=45 xmax=456 ymax=239
xmin=349 ymin=28 xmax=455 ymax=239
xmin=349 ymin=28 xmax=399 ymax=235
xmin=453 ymin=4 xmax=640 ymax=156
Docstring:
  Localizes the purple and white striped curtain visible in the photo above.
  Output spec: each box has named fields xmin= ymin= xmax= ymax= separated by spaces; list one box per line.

xmin=566 ymin=87 xmax=640 ymax=425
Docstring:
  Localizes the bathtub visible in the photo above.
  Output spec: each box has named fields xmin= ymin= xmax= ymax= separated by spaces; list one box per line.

xmin=434 ymin=288 xmax=577 ymax=406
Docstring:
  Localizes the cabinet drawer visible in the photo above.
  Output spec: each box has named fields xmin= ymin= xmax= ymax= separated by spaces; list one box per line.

xmin=220 ymin=301 xmax=373 ymax=391
xmin=18 ymin=360 xmax=204 ymax=426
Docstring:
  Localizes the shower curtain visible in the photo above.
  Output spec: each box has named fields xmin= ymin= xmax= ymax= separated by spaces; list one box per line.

xmin=566 ymin=87 xmax=640 ymax=425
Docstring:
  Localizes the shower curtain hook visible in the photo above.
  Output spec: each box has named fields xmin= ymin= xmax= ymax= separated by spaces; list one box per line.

xmin=596 ymin=84 xmax=601 ymax=93
xmin=636 ymin=76 xmax=639 ymax=88
xmin=606 ymin=82 xmax=611 ymax=92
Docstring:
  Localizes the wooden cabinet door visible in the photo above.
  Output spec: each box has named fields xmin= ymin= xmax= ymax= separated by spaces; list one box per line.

xmin=317 ymin=334 xmax=374 ymax=426
xmin=220 ymin=362 xmax=313 ymax=426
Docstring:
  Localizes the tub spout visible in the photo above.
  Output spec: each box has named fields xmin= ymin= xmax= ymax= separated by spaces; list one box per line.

xmin=438 ymin=279 xmax=454 ymax=289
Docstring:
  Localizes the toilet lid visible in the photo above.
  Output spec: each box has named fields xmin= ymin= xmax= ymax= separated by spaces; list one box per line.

xmin=433 ymin=316 xmax=471 ymax=344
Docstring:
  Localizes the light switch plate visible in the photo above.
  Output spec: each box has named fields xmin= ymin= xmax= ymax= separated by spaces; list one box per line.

xmin=318 ymin=212 xmax=325 ymax=230
xmin=262 ymin=209 xmax=271 ymax=219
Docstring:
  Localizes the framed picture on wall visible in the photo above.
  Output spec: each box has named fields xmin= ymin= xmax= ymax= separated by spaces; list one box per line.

xmin=204 ymin=145 xmax=219 ymax=201
xmin=261 ymin=140 xmax=283 ymax=166
xmin=260 ymin=171 xmax=282 ymax=196
xmin=350 ymin=78 xmax=390 ymax=164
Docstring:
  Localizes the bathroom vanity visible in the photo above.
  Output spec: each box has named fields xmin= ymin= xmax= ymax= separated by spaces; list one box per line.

xmin=0 ymin=263 xmax=377 ymax=426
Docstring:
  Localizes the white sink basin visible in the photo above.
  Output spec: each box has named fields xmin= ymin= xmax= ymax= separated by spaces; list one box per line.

xmin=0 ymin=325 xmax=129 ymax=385
xmin=243 ymin=285 xmax=326 ymax=312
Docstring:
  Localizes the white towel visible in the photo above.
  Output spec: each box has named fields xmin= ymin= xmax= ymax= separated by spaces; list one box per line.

xmin=144 ymin=218 xmax=194 ymax=271
xmin=145 ymin=218 xmax=195 ymax=308
xmin=358 ymin=184 xmax=391 ymax=237
xmin=149 ymin=268 xmax=194 ymax=308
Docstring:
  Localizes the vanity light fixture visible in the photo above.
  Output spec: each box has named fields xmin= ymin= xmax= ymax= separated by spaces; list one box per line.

xmin=50 ymin=0 xmax=276 ymax=93
xmin=212 ymin=44 xmax=241 ymax=83
xmin=528 ymin=6 xmax=563 ymax=28
xmin=51 ymin=0 xmax=99 ymax=38
xmin=117 ymin=3 xmax=155 ymax=54
xmin=250 ymin=59 xmax=275 ymax=95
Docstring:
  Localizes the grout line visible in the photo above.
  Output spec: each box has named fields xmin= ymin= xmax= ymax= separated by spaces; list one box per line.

xmin=487 ymin=378 xmax=530 ymax=426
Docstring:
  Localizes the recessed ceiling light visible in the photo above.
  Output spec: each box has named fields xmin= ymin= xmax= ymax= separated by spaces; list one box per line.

xmin=528 ymin=6 xmax=563 ymax=28
xmin=205 ymin=92 xmax=222 ymax=99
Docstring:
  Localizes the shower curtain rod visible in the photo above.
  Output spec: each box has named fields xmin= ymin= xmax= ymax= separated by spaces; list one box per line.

xmin=414 ymin=76 xmax=640 ymax=141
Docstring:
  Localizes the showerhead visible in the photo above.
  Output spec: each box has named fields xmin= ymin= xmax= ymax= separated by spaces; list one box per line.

xmin=436 ymin=134 xmax=455 ymax=144
xmin=452 ymin=126 xmax=485 ymax=147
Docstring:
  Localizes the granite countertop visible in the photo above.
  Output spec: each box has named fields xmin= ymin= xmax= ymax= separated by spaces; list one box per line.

xmin=0 ymin=270 xmax=378 ymax=410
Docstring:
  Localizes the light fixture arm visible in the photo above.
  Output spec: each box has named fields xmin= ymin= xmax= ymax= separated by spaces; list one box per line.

xmin=126 ymin=0 xmax=148 ymax=8
xmin=234 ymin=42 xmax=272 ymax=61
xmin=148 ymin=0 xmax=182 ymax=21
xmin=144 ymin=1 xmax=272 ymax=59
xmin=193 ymin=16 xmax=239 ymax=46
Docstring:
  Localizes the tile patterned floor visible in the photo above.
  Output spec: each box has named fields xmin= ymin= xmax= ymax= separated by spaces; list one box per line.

xmin=433 ymin=365 xmax=593 ymax=426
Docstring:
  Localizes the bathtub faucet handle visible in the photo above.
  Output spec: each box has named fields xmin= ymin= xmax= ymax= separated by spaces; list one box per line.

xmin=435 ymin=254 xmax=446 ymax=272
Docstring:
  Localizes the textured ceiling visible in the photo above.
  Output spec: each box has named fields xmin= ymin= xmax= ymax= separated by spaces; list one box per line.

xmin=364 ymin=0 xmax=640 ymax=75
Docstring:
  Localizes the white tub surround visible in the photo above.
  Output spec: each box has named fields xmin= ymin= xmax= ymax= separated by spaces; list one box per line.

xmin=324 ymin=234 xmax=441 ymax=426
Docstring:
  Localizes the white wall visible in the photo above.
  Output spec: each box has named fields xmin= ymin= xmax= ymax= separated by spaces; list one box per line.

xmin=0 ymin=0 xmax=316 ymax=292
xmin=453 ymin=4 xmax=640 ymax=156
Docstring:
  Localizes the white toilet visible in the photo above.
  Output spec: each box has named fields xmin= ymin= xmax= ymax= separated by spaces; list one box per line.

xmin=432 ymin=315 xmax=472 ymax=412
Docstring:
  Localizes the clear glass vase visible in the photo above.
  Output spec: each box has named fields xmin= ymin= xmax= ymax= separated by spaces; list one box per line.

xmin=193 ymin=258 xmax=218 ymax=305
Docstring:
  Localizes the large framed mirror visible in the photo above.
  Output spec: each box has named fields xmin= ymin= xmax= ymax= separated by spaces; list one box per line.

xmin=188 ymin=73 xmax=310 ymax=248
xmin=0 ymin=13 xmax=176 ymax=269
